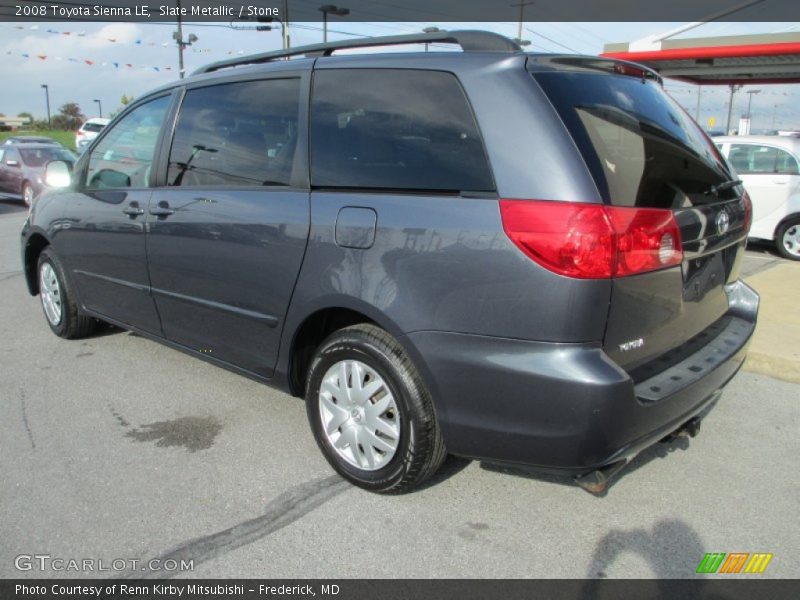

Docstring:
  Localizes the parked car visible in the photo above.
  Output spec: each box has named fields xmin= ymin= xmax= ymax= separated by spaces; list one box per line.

xmin=3 ymin=135 xmax=63 ymax=147
xmin=21 ymin=31 xmax=758 ymax=494
xmin=75 ymin=117 xmax=110 ymax=153
xmin=714 ymin=135 xmax=800 ymax=260
xmin=0 ymin=143 xmax=77 ymax=205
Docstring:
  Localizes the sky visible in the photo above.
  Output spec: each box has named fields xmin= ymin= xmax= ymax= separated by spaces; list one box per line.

xmin=1 ymin=20 xmax=799 ymax=131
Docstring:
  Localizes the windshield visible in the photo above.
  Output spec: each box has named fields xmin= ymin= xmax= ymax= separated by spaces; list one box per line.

xmin=19 ymin=147 xmax=76 ymax=167
xmin=534 ymin=71 xmax=736 ymax=207
xmin=82 ymin=123 xmax=106 ymax=133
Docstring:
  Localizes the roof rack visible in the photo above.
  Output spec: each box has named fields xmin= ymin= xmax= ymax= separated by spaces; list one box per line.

xmin=193 ymin=30 xmax=522 ymax=75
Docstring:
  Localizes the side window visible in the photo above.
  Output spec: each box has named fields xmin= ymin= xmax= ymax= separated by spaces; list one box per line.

xmin=167 ymin=78 xmax=300 ymax=187
xmin=4 ymin=147 xmax=19 ymax=164
xmin=775 ymin=148 xmax=800 ymax=175
xmin=728 ymin=144 xmax=780 ymax=175
xmin=310 ymin=69 xmax=494 ymax=192
xmin=85 ymin=96 xmax=170 ymax=190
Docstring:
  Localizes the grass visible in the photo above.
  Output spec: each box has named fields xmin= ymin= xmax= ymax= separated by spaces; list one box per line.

xmin=0 ymin=130 xmax=76 ymax=150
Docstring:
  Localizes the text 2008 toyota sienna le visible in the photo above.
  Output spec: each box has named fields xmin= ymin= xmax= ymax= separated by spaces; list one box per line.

xmin=21 ymin=31 xmax=759 ymax=493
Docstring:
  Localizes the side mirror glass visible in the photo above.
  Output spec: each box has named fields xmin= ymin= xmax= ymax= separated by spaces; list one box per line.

xmin=44 ymin=160 xmax=72 ymax=188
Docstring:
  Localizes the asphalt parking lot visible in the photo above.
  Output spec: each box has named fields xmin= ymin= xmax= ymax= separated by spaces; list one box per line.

xmin=1 ymin=199 xmax=798 ymax=579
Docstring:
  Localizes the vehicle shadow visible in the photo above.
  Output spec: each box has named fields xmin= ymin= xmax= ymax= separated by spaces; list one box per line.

xmin=478 ymin=435 xmax=692 ymax=496
xmin=0 ymin=197 xmax=26 ymax=215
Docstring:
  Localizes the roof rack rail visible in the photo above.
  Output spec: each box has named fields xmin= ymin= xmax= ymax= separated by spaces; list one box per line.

xmin=193 ymin=30 xmax=521 ymax=75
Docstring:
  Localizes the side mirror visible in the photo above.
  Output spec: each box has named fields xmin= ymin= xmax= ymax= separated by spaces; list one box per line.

xmin=44 ymin=160 xmax=72 ymax=188
xmin=5 ymin=159 xmax=20 ymax=167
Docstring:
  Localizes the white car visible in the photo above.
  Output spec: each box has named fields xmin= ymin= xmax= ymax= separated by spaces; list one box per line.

xmin=715 ymin=135 xmax=800 ymax=260
xmin=75 ymin=117 xmax=110 ymax=153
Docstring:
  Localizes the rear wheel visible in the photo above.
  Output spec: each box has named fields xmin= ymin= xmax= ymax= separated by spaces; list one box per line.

xmin=37 ymin=248 xmax=98 ymax=338
xmin=21 ymin=182 xmax=34 ymax=207
xmin=305 ymin=324 xmax=446 ymax=493
xmin=776 ymin=217 xmax=800 ymax=261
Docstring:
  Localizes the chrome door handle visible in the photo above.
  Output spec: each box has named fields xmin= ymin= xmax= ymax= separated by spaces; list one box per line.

xmin=149 ymin=202 xmax=175 ymax=217
xmin=122 ymin=204 xmax=144 ymax=217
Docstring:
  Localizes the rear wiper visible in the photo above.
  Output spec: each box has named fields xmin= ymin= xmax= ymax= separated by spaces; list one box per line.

xmin=706 ymin=179 xmax=742 ymax=196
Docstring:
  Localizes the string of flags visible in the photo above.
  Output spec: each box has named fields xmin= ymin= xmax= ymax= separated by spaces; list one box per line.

xmin=6 ymin=24 xmax=246 ymax=55
xmin=7 ymin=50 xmax=173 ymax=72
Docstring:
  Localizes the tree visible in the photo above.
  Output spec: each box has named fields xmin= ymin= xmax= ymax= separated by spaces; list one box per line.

xmin=109 ymin=94 xmax=134 ymax=119
xmin=51 ymin=102 xmax=85 ymax=131
xmin=17 ymin=111 xmax=33 ymax=119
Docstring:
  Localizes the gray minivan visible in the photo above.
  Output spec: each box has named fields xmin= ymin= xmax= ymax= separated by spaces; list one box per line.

xmin=21 ymin=31 xmax=758 ymax=493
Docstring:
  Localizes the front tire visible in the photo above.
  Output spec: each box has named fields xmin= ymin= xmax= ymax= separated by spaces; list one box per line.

xmin=776 ymin=217 xmax=800 ymax=261
xmin=22 ymin=182 xmax=34 ymax=207
xmin=305 ymin=324 xmax=446 ymax=493
xmin=37 ymin=248 xmax=98 ymax=339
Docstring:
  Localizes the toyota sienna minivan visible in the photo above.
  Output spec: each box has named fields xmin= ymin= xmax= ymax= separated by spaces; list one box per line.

xmin=21 ymin=31 xmax=758 ymax=493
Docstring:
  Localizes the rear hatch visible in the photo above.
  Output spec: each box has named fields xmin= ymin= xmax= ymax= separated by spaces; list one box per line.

xmin=529 ymin=57 xmax=749 ymax=376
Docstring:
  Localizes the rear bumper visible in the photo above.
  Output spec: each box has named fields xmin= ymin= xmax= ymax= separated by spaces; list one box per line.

xmin=402 ymin=280 xmax=759 ymax=473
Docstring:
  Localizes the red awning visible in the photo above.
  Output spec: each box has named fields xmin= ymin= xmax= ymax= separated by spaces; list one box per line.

xmin=601 ymin=33 xmax=800 ymax=85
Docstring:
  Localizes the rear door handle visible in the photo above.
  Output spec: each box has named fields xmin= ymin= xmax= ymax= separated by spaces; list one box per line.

xmin=149 ymin=201 xmax=175 ymax=217
xmin=122 ymin=203 xmax=144 ymax=217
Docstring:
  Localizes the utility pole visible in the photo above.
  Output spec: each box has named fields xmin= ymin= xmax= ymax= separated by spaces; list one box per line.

xmin=41 ymin=84 xmax=51 ymax=128
xmin=725 ymin=84 xmax=742 ymax=135
xmin=282 ymin=0 xmax=290 ymax=49
xmin=173 ymin=0 xmax=197 ymax=78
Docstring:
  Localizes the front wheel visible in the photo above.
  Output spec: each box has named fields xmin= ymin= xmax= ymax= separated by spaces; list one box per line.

xmin=305 ymin=324 xmax=446 ymax=493
xmin=776 ymin=217 xmax=800 ymax=261
xmin=22 ymin=182 xmax=34 ymax=207
xmin=37 ymin=248 xmax=98 ymax=338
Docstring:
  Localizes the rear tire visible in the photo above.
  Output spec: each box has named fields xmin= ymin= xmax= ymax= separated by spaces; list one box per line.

xmin=776 ymin=217 xmax=800 ymax=261
xmin=37 ymin=248 xmax=98 ymax=339
xmin=305 ymin=324 xmax=446 ymax=493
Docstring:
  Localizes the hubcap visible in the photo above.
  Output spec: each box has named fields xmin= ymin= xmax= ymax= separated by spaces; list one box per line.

xmin=782 ymin=225 xmax=800 ymax=258
xmin=23 ymin=185 xmax=33 ymax=206
xmin=318 ymin=359 xmax=400 ymax=471
xmin=39 ymin=262 xmax=62 ymax=326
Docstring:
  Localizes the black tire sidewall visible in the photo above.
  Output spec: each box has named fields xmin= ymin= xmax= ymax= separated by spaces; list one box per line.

xmin=306 ymin=331 xmax=421 ymax=492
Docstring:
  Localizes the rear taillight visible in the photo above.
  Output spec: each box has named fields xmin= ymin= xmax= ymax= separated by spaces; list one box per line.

xmin=742 ymin=190 xmax=752 ymax=233
xmin=499 ymin=199 xmax=683 ymax=279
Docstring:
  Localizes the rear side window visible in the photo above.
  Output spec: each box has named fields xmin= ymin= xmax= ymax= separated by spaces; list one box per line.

xmin=310 ymin=69 xmax=493 ymax=192
xmin=729 ymin=144 xmax=799 ymax=175
xmin=534 ymin=71 xmax=734 ymax=207
xmin=167 ymin=78 xmax=300 ymax=187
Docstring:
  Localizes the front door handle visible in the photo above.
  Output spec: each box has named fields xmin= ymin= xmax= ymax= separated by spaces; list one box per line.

xmin=122 ymin=203 xmax=144 ymax=217
xmin=149 ymin=201 xmax=175 ymax=217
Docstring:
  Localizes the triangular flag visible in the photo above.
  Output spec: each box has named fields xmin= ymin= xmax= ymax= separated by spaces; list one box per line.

xmin=37 ymin=55 xmax=46 ymax=60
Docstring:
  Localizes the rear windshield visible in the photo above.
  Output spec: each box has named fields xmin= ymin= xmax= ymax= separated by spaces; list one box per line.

xmin=19 ymin=147 xmax=76 ymax=167
xmin=534 ymin=71 xmax=735 ymax=207
xmin=82 ymin=123 xmax=106 ymax=133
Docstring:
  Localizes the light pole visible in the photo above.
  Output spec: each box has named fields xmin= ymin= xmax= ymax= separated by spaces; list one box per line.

xmin=93 ymin=99 xmax=102 ymax=118
xmin=319 ymin=5 xmax=349 ymax=43
xmin=41 ymin=84 xmax=51 ymax=128
xmin=173 ymin=0 xmax=198 ymax=79
xmin=695 ymin=85 xmax=702 ymax=121
xmin=422 ymin=26 xmax=441 ymax=52
xmin=510 ymin=1 xmax=535 ymax=45
xmin=745 ymin=89 xmax=761 ymax=120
